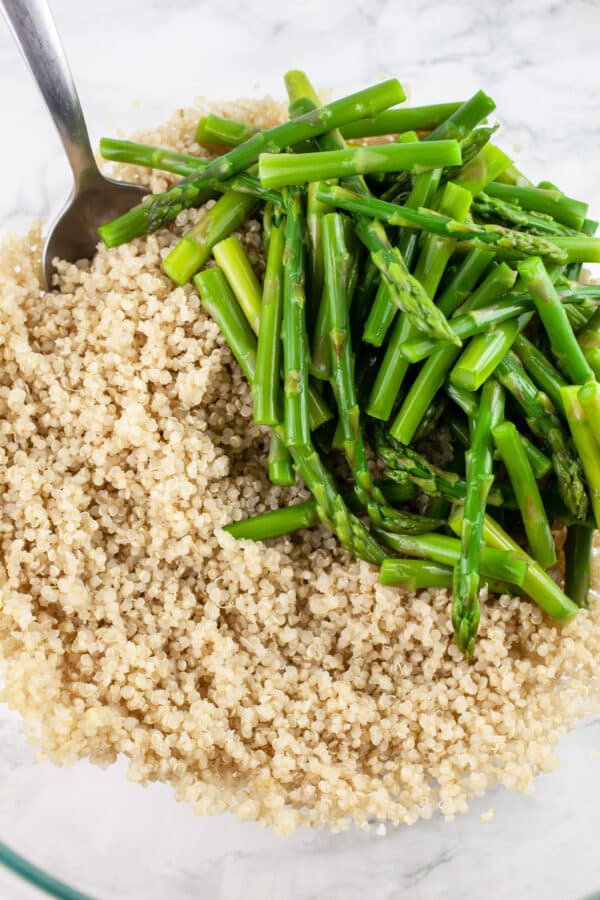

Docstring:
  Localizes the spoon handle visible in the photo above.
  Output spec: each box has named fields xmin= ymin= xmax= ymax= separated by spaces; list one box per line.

xmin=1 ymin=0 xmax=100 ymax=188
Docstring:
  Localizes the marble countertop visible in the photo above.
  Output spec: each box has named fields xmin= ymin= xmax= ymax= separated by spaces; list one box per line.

xmin=1 ymin=1 xmax=600 ymax=898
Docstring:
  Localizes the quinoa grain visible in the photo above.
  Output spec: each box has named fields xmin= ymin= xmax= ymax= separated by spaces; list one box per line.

xmin=1 ymin=98 xmax=600 ymax=834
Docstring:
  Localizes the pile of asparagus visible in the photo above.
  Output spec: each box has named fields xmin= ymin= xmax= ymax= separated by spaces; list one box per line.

xmin=99 ymin=72 xmax=600 ymax=656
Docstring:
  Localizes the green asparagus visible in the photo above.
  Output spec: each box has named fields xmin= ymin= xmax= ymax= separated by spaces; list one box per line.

xmin=99 ymin=78 xmax=404 ymax=244
xmin=254 ymin=212 xmax=285 ymax=425
xmin=492 ymin=421 xmax=556 ymax=568
xmin=497 ymin=352 xmax=588 ymax=519
xmin=561 ymin=386 xmax=600 ymax=528
xmin=96 ymin=72 xmax=600 ymax=656
xmin=376 ymin=531 xmax=528 ymax=588
xmin=518 ymin=256 xmax=594 ymax=383
xmin=195 ymin=113 xmax=257 ymax=146
xmin=339 ymin=102 xmax=465 ymax=138
xmin=564 ymin=525 xmax=594 ymax=608
xmin=448 ymin=507 xmax=578 ymax=621
xmin=315 ymin=183 xmax=570 ymax=264
xmin=453 ymin=379 xmax=505 ymax=656
xmin=258 ymin=141 xmax=462 ymax=189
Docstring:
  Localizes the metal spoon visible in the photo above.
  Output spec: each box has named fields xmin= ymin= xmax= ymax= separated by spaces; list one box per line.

xmin=1 ymin=0 xmax=147 ymax=289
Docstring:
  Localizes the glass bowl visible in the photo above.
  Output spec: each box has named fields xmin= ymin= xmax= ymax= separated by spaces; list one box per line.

xmin=2 ymin=3 xmax=600 ymax=897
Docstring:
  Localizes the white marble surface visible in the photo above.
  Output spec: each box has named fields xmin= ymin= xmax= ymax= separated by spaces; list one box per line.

xmin=1 ymin=1 xmax=600 ymax=898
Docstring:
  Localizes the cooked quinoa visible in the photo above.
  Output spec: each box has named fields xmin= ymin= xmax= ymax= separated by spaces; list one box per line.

xmin=0 ymin=97 xmax=599 ymax=834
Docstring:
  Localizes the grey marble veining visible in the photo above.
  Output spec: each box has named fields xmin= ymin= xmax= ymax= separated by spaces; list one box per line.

xmin=1 ymin=1 xmax=600 ymax=898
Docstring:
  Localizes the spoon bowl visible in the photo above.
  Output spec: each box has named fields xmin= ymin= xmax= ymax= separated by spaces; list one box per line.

xmin=42 ymin=174 xmax=147 ymax=287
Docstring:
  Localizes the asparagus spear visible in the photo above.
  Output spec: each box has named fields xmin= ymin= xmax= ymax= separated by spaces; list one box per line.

xmin=374 ymin=426 xmax=511 ymax=507
xmin=365 ymin=186 xmax=479 ymax=422
xmin=323 ymin=214 xmax=379 ymax=497
xmin=440 ymin=126 xmax=498 ymax=184
xmin=339 ymin=102 xmax=465 ymax=138
xmin=291 ymin=445 xmax=386 ymax=564
xmin=577 ymin=309 xmax=600 ymax=379
xmin=521 ymin=437 xmax=553 ymax=478
xmin=195 ymin=267 xmax=258 ymax=383
xmin=473 ymin=192 xmax=576 ymax=236
xmin=100 ymin=137 xmax=210 ymax=177
xmin=564 ymin=524 xmax=594 ymax=608
xmin=412 ymin=181 xmax=473 ymax=297
xmin=213 ymin=235 xmax=262 ymax=333
xmin=433 ymin=248 xmax=495 ymax=314
xmin=496 ymin=352 xmax=588 ymax=519
xmin=579 ymin=381 xmax=600 ymax=439
xmin=452 ymin=379 xmax=505 ymax=656
xmin=366 ymin=249 xmax=488 ymax=426
xmin=284 ymin=69 xmax=321 ymax=105
xmin=364 ymin=313 xmax=414 ymax=421
xmin=281 ymin=79 xmax=329 ymax=319
xmin=226 ymin=494 xmax=319 ymax=540
xmin=315 ymin=183 xmax=568 ymax=263
xmin=445 ymin=382 xmax=479 ymax=419
xmin=484 ymin=181 xmax=588 ymax=230
xmin=363 ymin=165 xmax=441 ymax=347
xmin=268 ymin=432 xmax=295 ymax=486
xmin=396 ymin=168 xmax=443 ymax=266
xmin=561 ymin=386 xmax=600 ymax=529
xmin=163 ymin=191 xmax=258 ymax=285
xmin=350 ymin=255 xmax=380 ymax=343
xmin=492 ymin=421 xmax=556 ymax=568
xmin=100 ymin=138 xmax=282 ymax=208
xmin=449 ymin=313 xmax=528 ymax=391
xmin=354 ymin=215 xmax=460 ymax=345
xmin=413 ymin=395 xmax=447 ymax=442
xmin=380 ymin=559 xmax=454 ymax=590
xmin=450 ymin=144 xmax=511 ymax=195
xmin=567 ymin=218 xmax=599 ymax=280
xmin=447 ymin=395 xmax=551 ymax=478
xmin=400 ymin=299 xmax=531 ymax=363
xmin=549 ymin=235 xmax=600 ymax=264
xmin=389 ymin=262 xmax=517 ymax=443
xmin=258 ymin=140 xmax=462 ymax=188
xmin=263 ymin=202 xmax=274 ymax=254
xmin=518 ymin=256 xmax=595 ymax=383
xmin=322 ymin=214 xmax=428 ymax=535
xmin=99 ymin=78 xmax=405 ymax=245
xmin=280 ymin=80 xmax=343 ymax=371
xmin=224 ymin=479 xmax=420 ymax=541
xmin=362 ymin=279 xmax=397 ymax=348
xmin=280 ymin=189 xmax=388 ymax=560
xmin=448 ymin=507 xmax=578 ymax=621
xmin=423 ymin=90 xmax=496 ymax=141
xmin=195 ymin=113 xmax=257 ymax=146
xmin=254 ymin=212 xmax=285 ymax=425
xmin=512 ymin=334 xmax=567 ymax=416
xmin=311 ymin=217 xmax=360 ymax=379
xmin=380 ymin=180 xmax=473 ymax=366
xmin=211 ymin=223 xmax=332 ymax=430
xmin=376 ymin=531 xmax=528 ymax=588
xmin=305 ymin=182 xmax=328 ymax=318
xmin=282 ymin=188 xmax=311 ymax=449
xmin=404 ymin=182 xmax=474 ymax=340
